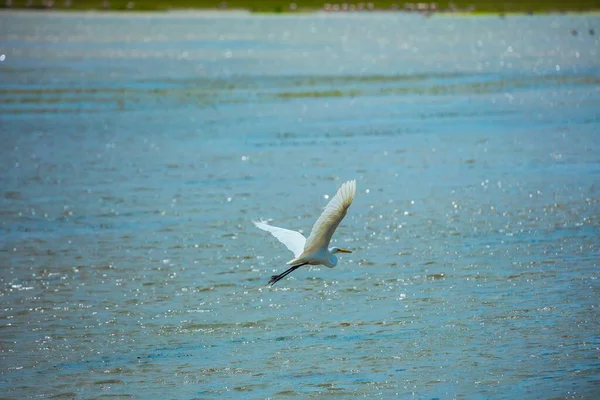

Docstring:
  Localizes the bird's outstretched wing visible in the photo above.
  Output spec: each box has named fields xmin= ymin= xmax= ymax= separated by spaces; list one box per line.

xmin=252 ymin=220 xmax=307 ymax=258
xmin=303 ymin=180 xmax=356 ymax=254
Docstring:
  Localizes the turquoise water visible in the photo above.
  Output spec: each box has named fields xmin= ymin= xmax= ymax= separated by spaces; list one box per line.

xmin=1 ymin=11 xmax=599 ymax=399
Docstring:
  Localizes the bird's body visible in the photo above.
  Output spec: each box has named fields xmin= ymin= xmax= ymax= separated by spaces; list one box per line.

xmin=254 ymin=179 xmax=356 ymax=285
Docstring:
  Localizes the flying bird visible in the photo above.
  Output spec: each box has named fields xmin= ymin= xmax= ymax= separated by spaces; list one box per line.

xmin=254 ymin=179 xmax=356 ymax=285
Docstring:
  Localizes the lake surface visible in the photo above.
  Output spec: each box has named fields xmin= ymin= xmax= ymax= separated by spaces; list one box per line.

xmin=1 ymin=10 xmax=599 ymax=399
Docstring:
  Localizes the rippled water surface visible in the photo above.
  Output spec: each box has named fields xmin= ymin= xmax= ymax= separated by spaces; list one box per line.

xmin=1 ymin=11 xmax=599 ymax=399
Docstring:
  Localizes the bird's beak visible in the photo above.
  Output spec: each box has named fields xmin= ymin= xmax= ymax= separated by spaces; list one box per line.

xmin=338 ymin=248 xmax=352 ymax=253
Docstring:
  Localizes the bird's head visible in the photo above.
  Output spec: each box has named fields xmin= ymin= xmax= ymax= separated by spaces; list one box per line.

xmin=330 ymin=247 xmax=352 ymax=255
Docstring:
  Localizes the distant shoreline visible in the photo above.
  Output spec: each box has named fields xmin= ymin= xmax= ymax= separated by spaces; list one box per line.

xmin=2 ymin=0 xmax=600 ymax=15
xmin=2 ymin=8 xmax=600 ymax=16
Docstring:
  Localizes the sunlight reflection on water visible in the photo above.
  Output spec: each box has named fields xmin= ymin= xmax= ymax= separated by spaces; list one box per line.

xmin=1 ymin=10 xmax=599 ymax=399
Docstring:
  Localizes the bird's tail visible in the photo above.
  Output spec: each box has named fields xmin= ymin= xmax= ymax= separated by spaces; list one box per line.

xmin=286 ymin=256 xmax=305 ymax=266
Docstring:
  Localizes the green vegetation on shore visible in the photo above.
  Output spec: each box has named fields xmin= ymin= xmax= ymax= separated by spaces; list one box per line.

xmin=2 ymin=0 xmax=600 ymax=13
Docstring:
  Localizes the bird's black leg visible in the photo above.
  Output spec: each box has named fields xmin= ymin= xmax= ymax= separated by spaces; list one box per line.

xmin=269 ymin=263 xmax=308 ymax=286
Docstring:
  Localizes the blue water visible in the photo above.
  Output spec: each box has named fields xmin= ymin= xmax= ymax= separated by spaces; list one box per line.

xmin=1 ymin=10 xmax=599 ymax=399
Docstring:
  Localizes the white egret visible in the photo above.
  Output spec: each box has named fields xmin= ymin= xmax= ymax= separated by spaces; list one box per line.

xmin=254 ymin=179 xmax=356 ymax=285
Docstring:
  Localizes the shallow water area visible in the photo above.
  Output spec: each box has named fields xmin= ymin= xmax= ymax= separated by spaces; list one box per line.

xmin=1 ymin=10 xmax=599 ymax=399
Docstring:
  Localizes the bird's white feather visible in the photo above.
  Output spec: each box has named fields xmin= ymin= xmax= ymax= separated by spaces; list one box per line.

xmin=252 ymin=220 xmax=307 ymax=258
xmin=303 ymin=179 xmax=356 ymax=254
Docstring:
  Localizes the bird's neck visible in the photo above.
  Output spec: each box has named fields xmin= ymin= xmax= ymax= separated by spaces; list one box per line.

xmin=327 ymin=252 xmax=338 ymax=268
